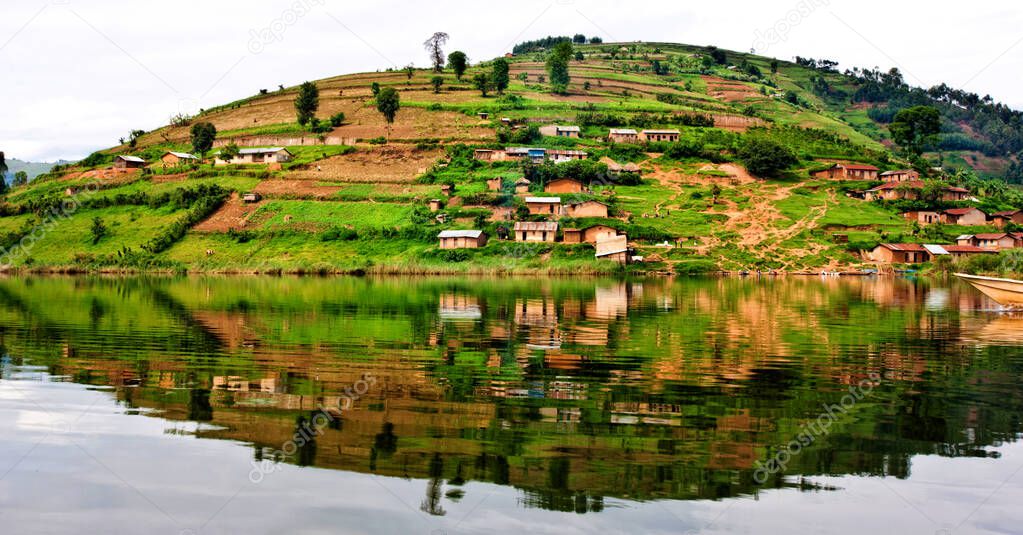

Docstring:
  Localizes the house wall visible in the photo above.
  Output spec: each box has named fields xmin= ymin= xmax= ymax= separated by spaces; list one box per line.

xmin=527 ymin=203 xmax=561 ymax=216
xmin=546 ymin=180 xmax=585 ymax=194
xmin=566 ymin=202 xmax=609 ymax=218
xmin=597 ymin=251 xmax=628 ymax=264
xmin=439 ymin=236 xmax=485 ymax=249
xmin=944 ymin=210 xmax=986 ymax=226
xmin=977 ymin=237 xmax=1017 ymax=250
xmin=582 ymin=226 xmax=618 ymax=243
xmin=642 ymin=133 xmax=679 ymax=142
xmin=563 ymin=231 xmax=583 ymax=244
xmin=609 ymin=133 xmax=638 ymax=143
xmin=516 ymin=230 xmax=555 ymax=242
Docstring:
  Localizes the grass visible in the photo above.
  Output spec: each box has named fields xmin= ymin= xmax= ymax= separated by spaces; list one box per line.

xmin=252 ymin=200 xmax=415 ymax=231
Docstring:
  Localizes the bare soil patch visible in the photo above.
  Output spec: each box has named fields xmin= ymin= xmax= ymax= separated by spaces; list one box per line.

xmin=287 ymin=146 xmax=443 ymax=183
xmin=194 ymin=193 xmax=257 ymax=232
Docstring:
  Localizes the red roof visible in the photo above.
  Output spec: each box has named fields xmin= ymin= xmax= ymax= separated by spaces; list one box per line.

xmin=943 ymin=207 xmax=982 ymax=216
xmin=946 ymin=186 xmax=969 ymax=193
xmin=993 ymin=210 xmax=1021 ymax=217
xmin=880 ymin=169 xmax=915 ymax=175
xmin=880 ymin=243 xmax=927 ymax=252
xmin=867 ymin=180 xmax=969 ymax=193
xmin=973 ymin=233 xmax=1010 ymax=240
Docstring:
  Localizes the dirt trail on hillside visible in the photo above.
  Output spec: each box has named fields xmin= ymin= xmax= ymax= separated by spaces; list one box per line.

xmin=194 ymin=193 xmax=257 ymax=232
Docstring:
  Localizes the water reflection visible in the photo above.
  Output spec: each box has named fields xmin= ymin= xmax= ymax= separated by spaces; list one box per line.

xmin=0 ymin=275 xmax=1021 ymax=527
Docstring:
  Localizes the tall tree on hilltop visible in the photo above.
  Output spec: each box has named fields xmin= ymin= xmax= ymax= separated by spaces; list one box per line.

xmin=423 ymin=32 xmax=449 ymax=73
xmin=447 ymin=51 xmax=468 ymax=80
xmin=295 ymin=81 xmax=320 ymax=126
xmin=0 ymin=152 xmax=7 ymax=180
xmin=376 ymin=87 xmax=401 ymax=136
xmin=491 ymin=58 xmax=510 ymax=95
xmin=546 ymin=41 xmax=573 ymax=95
xmin=190 ymin=122 xmax=217 ymax=161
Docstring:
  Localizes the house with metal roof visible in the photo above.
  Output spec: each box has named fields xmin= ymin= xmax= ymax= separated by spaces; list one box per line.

xmin=215 ymin=147 xmax=293 ymax=166
xmin=513 ymin=221 xmax=558 ymax=242
xmin=438 ymin=230 xmax=488 ymax=249
xmin=525 ymin=197 xmax=562 ymax=216
xmin=114 ymin=155 xmax=146 ymax=169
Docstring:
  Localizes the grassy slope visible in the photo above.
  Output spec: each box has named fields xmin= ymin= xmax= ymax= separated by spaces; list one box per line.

xmin=2 ymin=41 xmax=1008 ymax=273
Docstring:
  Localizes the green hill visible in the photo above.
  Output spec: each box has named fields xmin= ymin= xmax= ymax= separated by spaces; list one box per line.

xmin=5 ymin=39 xmax=1022 ymax=274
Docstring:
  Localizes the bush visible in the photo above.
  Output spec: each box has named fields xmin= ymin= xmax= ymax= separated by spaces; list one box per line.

xmin=674 ymin=259 xmax=718 ymax=275
xmin=736 ymin=137 xmax=798 ymax=178
xmin=320 ymin=227 xmax=358 ymax=242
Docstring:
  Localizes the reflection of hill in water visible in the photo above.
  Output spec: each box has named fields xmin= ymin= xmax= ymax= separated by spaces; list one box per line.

xmin=0 ymin=276 xmax=1020 ymax=508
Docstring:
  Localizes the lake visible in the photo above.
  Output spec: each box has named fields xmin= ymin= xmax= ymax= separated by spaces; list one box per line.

xmin=0 ymin=275 xmax=1021 ymax=534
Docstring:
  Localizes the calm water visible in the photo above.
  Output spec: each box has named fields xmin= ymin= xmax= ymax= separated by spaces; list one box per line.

xmin=0 ymin=275 xmax=1021 ymax=534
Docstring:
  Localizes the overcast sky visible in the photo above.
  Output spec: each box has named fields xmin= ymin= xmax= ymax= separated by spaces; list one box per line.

xmin=2 ymin=0 xmax=1021 ymax=162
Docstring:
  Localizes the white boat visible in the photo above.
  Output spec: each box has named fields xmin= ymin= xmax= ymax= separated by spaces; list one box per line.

xmin=955 ymin=273 xmax=1023 ymax=307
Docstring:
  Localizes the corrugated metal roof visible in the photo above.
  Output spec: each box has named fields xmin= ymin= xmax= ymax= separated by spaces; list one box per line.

xmin=923 ymin=244 xmax=948 ymax=255
xmin=595 ymin=235 xmax=629 ymax=257
xmin=609 ymin=128 xmax=638 ymax=134
xmin=881 ymin=243 xmax=927 ymax=252
xmin=642 ymin=129 xmax=680 ymax=134
xmin=525 ymin=197 xmax=561 ymax=203
xmin=166 ymin=151 xmax=198 ymax=159
xmin=117 ymin=155 xmax=145 ymax=163
xmin=438 ymin=230 xmax=484 ymax=239
xmin=514 ymin=221 xmax=558 ymax=231
xmin=944 ymin=245 xmax=997 ymax=253
xmin=238 ymin=147 xmax=288 ymax=155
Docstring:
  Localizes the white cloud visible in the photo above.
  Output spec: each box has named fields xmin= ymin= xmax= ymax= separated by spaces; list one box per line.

xmin=1 ymin=0 xmax=1021 ymax=162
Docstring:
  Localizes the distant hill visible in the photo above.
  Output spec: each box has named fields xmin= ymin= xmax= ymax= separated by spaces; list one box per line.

xmin=3 ymin=158 xmax=66 ymax=182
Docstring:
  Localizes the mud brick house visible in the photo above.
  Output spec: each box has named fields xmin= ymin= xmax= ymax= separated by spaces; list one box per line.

xmin=608 ymin=129 xmax=639 ymax=143
xmin=595 ymin=235 xmax=630 ymax=263
xmin=114 ymin=155 xmax=146 ymax=169
xmin=525 ymin=197 xmax=562 ymax=216
xmin=563 ymin=225 xmax=620 ymax=244
xmin=941 ymin=207 xmax=987 ymax=226
xmin=539 ymin=125 xmax=581 ymax=138
xmin=991 ymin=210 xmax=1023 ymax=227
xmin=564 ymin=200 xmax=609 ymax=218
xmin=879 ymin=169 xmax=919 ymax=182
xmin=514 ymin=221 xmax=558 ymax=242
xmin=545 ymin=178 xmax=587 ymax=194
xmin=640 ymin=129 xmax=680 ymax=143
xmin=161 ymin=152 xmax=199 ymax=165
xmin=811 ymin=163 xmax=880 ymax=180
xmin=438 ymin=230 xmax=487 ymax=249
xmin=216 ymin=147 xmax=293 ymax=166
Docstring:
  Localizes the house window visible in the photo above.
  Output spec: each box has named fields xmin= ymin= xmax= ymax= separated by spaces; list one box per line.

xmin=253 ymin=153 xmax=265 ymax=163
xmin=542 ymin=232 xmax=547 ymax=241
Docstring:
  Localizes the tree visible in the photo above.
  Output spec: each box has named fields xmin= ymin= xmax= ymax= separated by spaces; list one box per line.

xmin=376 ymin=87 xmax=401 ymax=132
xmin=890 ymin=105 xmax=941 ymax=155
xmin=517 ymin=72 xmax=528 ymax=83
xmin=90 ymin=217 xmax=109 ymax=245
xmin=770 ymin=60 xmax=779 ymax=74
xmin=491 ymin=58 xmax=509 ymax=94
xmin=431 ymin=76 xmax=444 ymax=93
xmin=220 ymin=143 xmax=241 ymax=162
xmin=423 ymin=32 xmax=450 ymax=72
xmin=371 ymin=82 xmax=381 ymax=97
xmin=589 ymin=36 xmax=603 ymax=44
xmin=294 ymin=81 xmax=320 ymax=126
xmin=447 ymin=51 xmax=468 ymax=80
xmin=127 ymin=129 xmax=145 ymax=149
xmin=190 ymin=122 xmax=217 ymax=160
xmin=736 ymin=137 xmax=798 ymax=178
xmin=13 ymin=171 xmax=28 ymax=187
xmin=404 ymin=64 xmax=415 ymax=81
xmin=0 ymin=152 xmax=7 ymax=181
xmin=473 ymin=73 xmax=491 ymax=97
xmin=575 ymin=51 xmax=584 ymax=62
xmin=572 ymin=34 xmax=587 ymax=44
xmin=546 ymin=41 xmax=573 ymax=94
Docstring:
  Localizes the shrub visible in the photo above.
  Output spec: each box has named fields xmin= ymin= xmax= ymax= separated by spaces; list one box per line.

xmin=736 ymin=137 xmax=798 ymax=178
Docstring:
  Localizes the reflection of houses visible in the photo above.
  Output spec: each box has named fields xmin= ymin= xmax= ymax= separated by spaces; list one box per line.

xmin=514 ymin=298 xmax=561 ymax=350
xmin=438 ymin=293 xmax=482 ymax=321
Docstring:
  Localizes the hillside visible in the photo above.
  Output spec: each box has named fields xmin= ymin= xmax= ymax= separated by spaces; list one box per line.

xmin=4 ymin=39 xmax=1023 ymax=275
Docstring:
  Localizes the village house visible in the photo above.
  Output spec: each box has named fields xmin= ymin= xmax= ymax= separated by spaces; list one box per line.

xmin=514 ymin=178 xmax=532 ymax=194
xmin=440 ymin=184 xmax=454 ymax=196
xmin=242 ymin=192 xmax=262 ymax=203
xmin=564 ymin=200 xmax=609 ymax=218
xmin=868 ymin=243 xmax=930 ymax=264
xmin=941 ymin=207 xmax=987 ymax=226
xmin=486 ymin=178 xmax=503 ymax=192
xmin=473 ymin=149 xmax=506 ymax=162
xmin=545 ymin=178 xmax=587 ymax=194
xmin=991 ymin=210 xmax=1023 ymax=227
xmin=161 ymin=152 xmax=199 ymax=166
xmin=547 ymin=149 xmax=589 ymax=163
xmin=438 ymin=230 xmax=488 ymax=249
xmin=563 ymin=225 xmax=620 ymax=244
xmin=935 ymin=245 xmax=998 ymax=259
xmin=595 ymin=234 xmax=630 ymax=264
xmin=539 ymin=125 xmax=581 ymax=138
xmin=525 ymin=197 xmax=562 ymax=216
xmin=640 ymin=129 xmax=681 ymax=143
xmin=428 ymin=199 xmax=444 ymax=212
xmin=114 ymin=155 xmax=146 ymax=169
xmin=880 ymin=169 xmax=920 ymax=182
xmin=811 ymin=163 xmax=880 ymax=180
xmin=608 ymin=128 xmax=639 ymax=143
xmin=903 ymin=211 xmax=942 ymax=225
xmin=957 ymin=233 xmax=1021 ymax=250
xmin=216 ymin=147 xmax=293 ymax=166
xmin=864 ymin=181 xmax=969 ymax=202
xmin=514 ymin=221 xmax=558 ymax=242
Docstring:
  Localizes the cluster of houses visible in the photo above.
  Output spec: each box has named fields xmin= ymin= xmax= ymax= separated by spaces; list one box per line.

xmin=811 ymin=162 xmax=974 ymax=202
xmin=870 ymin=232 xmax=1023 ymax=264
xmin=436 ymin=176 xmax=633 ymax=264
xmin=110 ymin=147 xmax=295 ymax=170
xmin=902 ymin=207 xmax=1023 ymax=227
xmin=608 ymin=129 xmax=680 ymax=143
xmin=473 ymin=147 xmax=589 ymax=164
